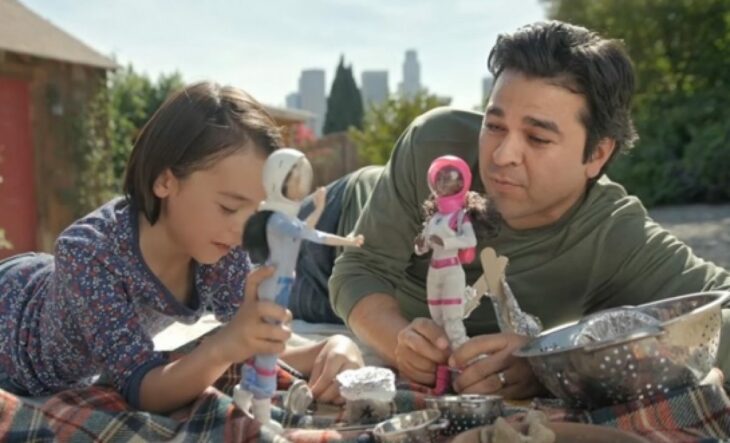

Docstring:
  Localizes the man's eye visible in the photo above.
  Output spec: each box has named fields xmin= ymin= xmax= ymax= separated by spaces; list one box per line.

xmin=529 ymin=135 xmax=551 ymax=145
xmin=220 ymin=205 xmax=237 ymax=214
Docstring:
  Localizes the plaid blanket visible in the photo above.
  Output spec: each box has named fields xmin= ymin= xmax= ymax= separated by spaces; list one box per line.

xmin=3 ymin=345 xmax=730 ymax=442
xmin=586 ymin=383 xmax=730 ymax=442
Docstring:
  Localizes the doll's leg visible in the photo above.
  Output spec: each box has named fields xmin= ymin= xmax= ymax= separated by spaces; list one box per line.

xmin=427 ymin=270 xmax=445 ymax=326
xmin=443 ymin=308 xmax=468 ymax=348
xmin=429 ymin=269 xmax=455 ymax=394
xmin=236 ymin=353 xmax=278 ymax=424
xmin=441 ymin=268 xmax=469 ymax=349
xmin=234 ymin=360 xmax=256 ymax=413
xmin=251 ymin=354 xmax=278 ymax=423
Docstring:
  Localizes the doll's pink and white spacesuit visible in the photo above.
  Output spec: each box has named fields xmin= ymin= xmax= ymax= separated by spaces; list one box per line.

xmin=415 ymin=155 xmax=477 ymax=350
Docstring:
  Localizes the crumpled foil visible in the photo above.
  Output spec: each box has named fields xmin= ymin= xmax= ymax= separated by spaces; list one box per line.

xmin=573 ymin=308 xmax=661 ymax=346
xmin=337 ymin=366 xmax=396 ymax=402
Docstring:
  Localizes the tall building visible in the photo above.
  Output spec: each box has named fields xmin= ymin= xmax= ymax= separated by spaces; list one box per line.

xmin=399 ymin=49 xmax=421 ymax=99
xmin=361 ymin=70 xmax=389 ymax=108
xmin=482 ymin=76 xmax=494 ymax=106
xmin=298 ymin=69 xmax=326 ymax=136
xmin=285 ymin=92 xmax=300 ymax=110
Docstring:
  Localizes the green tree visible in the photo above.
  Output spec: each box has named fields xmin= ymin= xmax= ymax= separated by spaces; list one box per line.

xmin=106 ymin=66 xmax=184 ymax=182
xmin=543 ymin=0 xmax=730 ymax=205
xmin=73 ymin=82 xmax=117 ymax=213
xmin=324 ymin=56 xmax=364 ymax=134
xmin=72 ymin=66 xmax=184 ymax=215
xmin=351 ymin=91 xmax=449 ymax=165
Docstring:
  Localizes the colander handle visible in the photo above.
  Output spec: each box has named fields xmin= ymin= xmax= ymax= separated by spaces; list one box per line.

xmin=582 ymin=325 xmax=666 ymax=353
xmin=427 ymin=418 xmax=450 ymax=432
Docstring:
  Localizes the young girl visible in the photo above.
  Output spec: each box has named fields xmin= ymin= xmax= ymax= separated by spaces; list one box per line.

xmin=0 ymin=82 xmax=363 ymax=413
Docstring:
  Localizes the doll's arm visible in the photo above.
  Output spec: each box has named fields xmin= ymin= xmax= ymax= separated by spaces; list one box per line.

xmin=321 ymin=232 xmax=364 ymax=247
xmin=305 ymin=187 xmax=327 ymax=229
xmin=441 ymin=220 xmax=477 ymax=250
xmin=301 ymin=223 xmax=364 ymax=248
xmin=414 ymin=222 xmax=431 ymax=255
xmin=414 ymin=233 xmax=430 ymax=255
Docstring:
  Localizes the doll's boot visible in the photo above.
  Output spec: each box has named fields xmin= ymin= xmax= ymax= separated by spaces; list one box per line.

xmin=252 ymin=397 xmax=272 ymax=424
xmin=233 ymin=385 xmax=253 ymax=414
xmin=444 ymin=315 xmax=469 ymax=349
xmin=252 ymin=398 xmax=284 ymax=433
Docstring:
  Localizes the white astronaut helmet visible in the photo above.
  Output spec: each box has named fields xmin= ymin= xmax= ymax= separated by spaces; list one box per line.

xmin=258 ymin=148 xmax=313 ymax=218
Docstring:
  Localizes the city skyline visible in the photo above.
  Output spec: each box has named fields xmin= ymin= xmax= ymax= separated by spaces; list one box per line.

xmin=360 ymin=70 xmax=389 ymax=107
xmin=288 ymin=50 xmax=416 ymax=135
xmin=19 ymin=0 xmax=546 ymax=109
xmin=399 ymin=49 xmax=422 ymax=99
xmin=297 ymin=69 xmax=326 ymax=136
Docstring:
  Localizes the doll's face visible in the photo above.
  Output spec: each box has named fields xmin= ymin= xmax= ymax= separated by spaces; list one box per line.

xmin=283 ymin=158 xmax=313 ymax=201
xmin=433 ymin=166 xmax=464 ymax=196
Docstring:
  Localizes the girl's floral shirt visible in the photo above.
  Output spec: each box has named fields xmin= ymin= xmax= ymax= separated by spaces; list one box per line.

xmin=0 ymin=197 xmax=250 ymax=407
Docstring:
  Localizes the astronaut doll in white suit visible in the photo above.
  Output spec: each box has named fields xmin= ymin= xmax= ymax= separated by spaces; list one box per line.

xmin=234 ymin=148 xmax=364 ymax=426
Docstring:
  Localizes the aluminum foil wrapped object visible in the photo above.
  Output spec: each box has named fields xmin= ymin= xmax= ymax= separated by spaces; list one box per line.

xmin=573 ymin=308 xmax=661 ymax=346
xmin=479 ymin=248 xmax=542 ymax=337
xmin=337 ymin=366 xmax=397 ymax=403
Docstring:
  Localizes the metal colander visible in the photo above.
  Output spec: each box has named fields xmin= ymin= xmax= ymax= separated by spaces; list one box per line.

xmin=425 ymin=394 xmax=504 ymax=436
xmin=514 ymin=291 xmax=729 ymax=409
xmin=372 ymin=409 xmax=448 ymax=443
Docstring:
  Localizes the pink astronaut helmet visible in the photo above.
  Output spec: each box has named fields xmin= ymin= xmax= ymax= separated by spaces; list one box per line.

xmin=427 ymin=155 xmax=472 ymax=214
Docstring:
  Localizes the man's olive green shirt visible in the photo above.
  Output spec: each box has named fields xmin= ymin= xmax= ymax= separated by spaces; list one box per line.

xmin=330 ymin=107 xmax=730 ymax=335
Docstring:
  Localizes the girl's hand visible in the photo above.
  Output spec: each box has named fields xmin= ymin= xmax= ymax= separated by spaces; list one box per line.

xmin=213 ymin=266 xmax=292 ymax=364
xmin=309 ymin=335 xmax=364 ymax=404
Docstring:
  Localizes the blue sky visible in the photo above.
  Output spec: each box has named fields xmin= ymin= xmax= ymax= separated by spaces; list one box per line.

xmin=22 ymin=0 xmax=546 ymax=109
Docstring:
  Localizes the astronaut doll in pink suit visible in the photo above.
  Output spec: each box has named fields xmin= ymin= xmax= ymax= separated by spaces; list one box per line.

xmin=415 ymin=155 xmax=479 ymax=391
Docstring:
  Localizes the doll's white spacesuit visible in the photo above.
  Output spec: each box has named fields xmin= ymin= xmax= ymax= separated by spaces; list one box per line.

xmin=415 ymin=155 xmax=477 ymax=349
xmin=234 ymin=148 xmax=362 ymax=427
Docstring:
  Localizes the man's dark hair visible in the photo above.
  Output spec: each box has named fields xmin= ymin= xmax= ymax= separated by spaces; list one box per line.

xmin=488 ymin=21 xmax=638 ymax=176
xmin=124 ymin=81 xmax=282 ymax=224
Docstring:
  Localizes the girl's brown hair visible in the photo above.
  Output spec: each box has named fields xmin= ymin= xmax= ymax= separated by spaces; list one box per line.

xmin=124 ymin=81 xmax=282 ymax=224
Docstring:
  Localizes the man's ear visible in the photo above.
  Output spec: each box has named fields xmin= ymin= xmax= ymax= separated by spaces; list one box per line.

xmin=585 ymin=138 xmax=616 ymax=180
xmin=152 ymin=168 xmax=177 ymax=198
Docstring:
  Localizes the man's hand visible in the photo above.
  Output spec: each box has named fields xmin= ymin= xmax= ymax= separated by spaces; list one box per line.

xmin=309 ymin=335 xmax=364 ymax=404
xmin=450 ymin=333 xmax=543 ymax=399
xmin=395 ymin=318 xmax=450 ymax=385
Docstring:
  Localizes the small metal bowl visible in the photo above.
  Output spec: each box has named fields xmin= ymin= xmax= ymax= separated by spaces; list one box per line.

xmin=425 ymin=394 xmax=504 ymax=436
xmin=515 ymin=291 xmax=729 ymax=408
xmin=372 ymin=409 xmax=448 ymax=443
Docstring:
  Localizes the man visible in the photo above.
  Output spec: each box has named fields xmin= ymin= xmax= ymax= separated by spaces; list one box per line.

xmin=328 ymin=21 xmax=730 ymax=398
